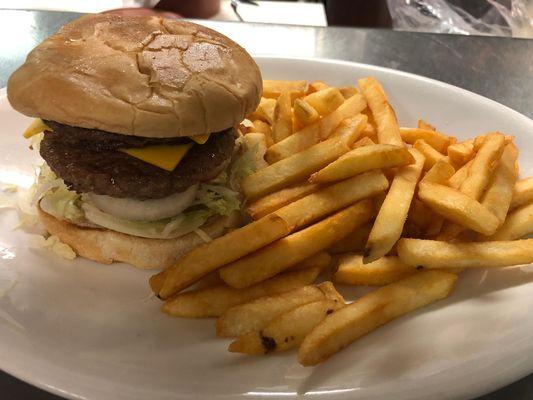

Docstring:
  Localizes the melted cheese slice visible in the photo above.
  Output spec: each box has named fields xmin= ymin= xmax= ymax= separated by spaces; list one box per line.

xmin=120 ymin=143 xmax=193 ymax=171
xmin=190 ymin=133 xmax=210 ymax=144
xmin=23 ymin=118 xmax=51 ymax=138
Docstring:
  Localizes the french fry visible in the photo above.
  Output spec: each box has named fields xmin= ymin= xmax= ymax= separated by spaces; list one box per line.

xmin=154 ymin=214 xmax=291 ymax=298
xmin=229 ymin=298 xmax=343 ymax=355
xmin=397 ymin=238 xmax=533 ymax=269
xmin=244 ymin=137 xmax=353 ymax=199
xmin=272 ymin=90 xmax=292 ymax=142
xmin=418 ymin=182 xmax=500 ymax=235
xmin=364 ymin=149 xmax=425 ymax=263
xmin=480 ymin=143 xmax=518 ymax=223
xmin=408 ymin=199 xmax=433 ymax=230
xmin=362 ymin=107 xmax=377 ymax=129
xmin=161 ymin=170 xmax=372 ymax=295
xmin=304 ymin=87 xmax=345 ymax=116
xmin=319 ymin=93 xmax=367 ymax=139
xmin=330 ymin=114 xmax=368 ymax=144
xmin=251 ymin=120 xmax=274 ymax=146
xmin=298 ymin=270 xmax=457 ymax=366
xmin=358 ymin=77 xmax=403 ymax=147
xmin=149 ymin=269 xmax=167 ymax=294
xmin=339 ymin=86 xmax=358 ymax=99
xmin=151 ymin=76 xmax=533 ymax=366
xmin=247 ymin=182 xmax=320 ymax=220
xmin=265 ymin=123 xmax=321 ymax=164
xmin=360 ymin=123 xmax=378 ymax=143
xmin=372 ymin=190 xmax=387 ymax=211
xmin=333 ymin=255 xmax=417 ymax=286
xmin=436 ymin=221 xmax=466 ymax=242
xmin=352 ymin=136 xmax=375 ymax=148
xmin=274 ymin=170 xmax=387 ymax=229
xmin=486 ymin=202 xmax=533 ymax=241
xmin=220 ymin=200 xmax=374 ymax=289
xmin=420 ymin=159 xmax=455 ymax=185
xmin=400 ymin=128 xmax=453 ymax=153
xmin=459 ymin=132 xmax=506 ymax=200
xmin=310 ymin=144 xmax=414 ymax=184
xmin=448 ymin=159 xmax=473 ymax=189
xmin=473 ymin=134 xmax=513 ymax=152
xmin=248 ymin=97 xmax=276 ymax=124
xmin=403 ymin=220 xmax=423 ymax=239
xmin=293 ymin=98 xmax=319 ymax=126
xmin=262 ymin=80 xmax=307 ymax=99
xmin=251 ymin=119 xmax=271 ymax=135
xmin=292 ymin=115 xmax=302 ymax=135
xmin=407 ymin=198 xmax=444 ymax=240
xmin=161 ymin=266 xmax=321 ymax=318
xmin=425 ymin=216 xmax=444 ymax=238
xmin=511 ymin=177 xmax=533 ymax=210
xmin=308 ymin=80 xmax=329 ymax=93
xmin=216 ymin=285 xmax=326 ymax=337
xmin=447 ymin=139 xmax=475 ymax=167
xmin=328 ymin=223 xmax=373 ymax=254
xmin=316 ymin=281 xmax=346 ymax=303
xmin=440 ymin=133 xmax=507 ymax=240
xmin=418 ymin=119 xmax=436 ymax=131
xmin=413 ymin=139 xmax=448 ymax=171
xmin=289 ymin=251 xmax=332 ymax=272
xmin=194 ymin=270 xmax=225 ymax=290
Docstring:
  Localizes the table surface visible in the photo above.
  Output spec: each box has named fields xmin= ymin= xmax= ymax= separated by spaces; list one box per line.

xmin=0 ymin=8 xmax=532 ymax=400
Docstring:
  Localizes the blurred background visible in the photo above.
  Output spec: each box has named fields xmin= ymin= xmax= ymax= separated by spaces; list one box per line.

xmin=1 ymin=0 xmax=531 ymax=37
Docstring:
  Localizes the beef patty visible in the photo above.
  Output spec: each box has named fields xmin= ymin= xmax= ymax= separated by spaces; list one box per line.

xmin=44 ymin=120 xmax=192 ymax=151
xmin=40 ymin=124 xmax=235 ymax=200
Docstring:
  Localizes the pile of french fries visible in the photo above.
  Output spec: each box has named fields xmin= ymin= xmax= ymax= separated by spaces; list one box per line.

xmin=150 ymin=78 xmax=533 ymax=367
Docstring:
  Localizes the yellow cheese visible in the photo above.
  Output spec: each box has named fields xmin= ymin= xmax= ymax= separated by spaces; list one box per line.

xmin=120 ymin=143 xmax=193 ymax=171
xmin=190 ymin=133 xmax=210 ymax=144
xmin=23 ymin=117 xmax=200 ymax=171
xmin=23 ymin=118 xmax=51 ymax=138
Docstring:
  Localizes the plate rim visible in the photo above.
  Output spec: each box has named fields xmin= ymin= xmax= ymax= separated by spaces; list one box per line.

xmin=0 ymin=55 xmax=532 ymax=400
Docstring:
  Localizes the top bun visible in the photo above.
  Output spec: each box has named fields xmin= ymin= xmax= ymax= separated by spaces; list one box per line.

xmin=7 ymin=14 xmax=262 ymax=138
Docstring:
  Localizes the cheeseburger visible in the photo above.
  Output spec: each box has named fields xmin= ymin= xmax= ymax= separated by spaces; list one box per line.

xmin=7 ymin=14 xmax=262 ymax=269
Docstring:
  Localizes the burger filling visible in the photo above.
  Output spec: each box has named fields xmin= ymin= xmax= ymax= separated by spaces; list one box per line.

xmin=28 ymin=120 xmax=264 ymax=239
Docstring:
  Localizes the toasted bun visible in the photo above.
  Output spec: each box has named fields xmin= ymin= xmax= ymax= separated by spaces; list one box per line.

xmin=38 ymin=207 xmax=240 ymax=270
xmin=8 ymin=14 xmax=262 ymax=138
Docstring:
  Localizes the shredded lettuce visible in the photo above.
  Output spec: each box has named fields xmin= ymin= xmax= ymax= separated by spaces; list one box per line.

xmin=30 ymin=163 xmax=242 ymax=240
xmin=27 ymin=234 xmax=76 ymax=260
xmin=194 ymin=228 xmax=213 ymax=243
xmin=29 ymin=164 xmax=84 ymax=225
xmin=40 ymin=186 xmax=84 ymax=222
xmin=195 ymin=184 xmax=241 ymax=216
xmin=229 ymin=134 xmax=268 ymax=191
xmin=1 ymin=184 xmax=18 ymax=194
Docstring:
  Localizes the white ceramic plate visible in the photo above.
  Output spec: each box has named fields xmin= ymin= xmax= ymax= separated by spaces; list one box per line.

xmin=0 ymin=57 xmax=532 ymax=400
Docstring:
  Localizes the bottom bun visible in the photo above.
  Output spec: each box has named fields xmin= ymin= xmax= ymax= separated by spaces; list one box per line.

xmin=38 ymin=206 xmax=241 ymax=270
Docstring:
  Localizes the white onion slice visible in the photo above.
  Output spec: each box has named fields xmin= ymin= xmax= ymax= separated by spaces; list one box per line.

xmin=85 ymin=185 xmax=198 ymax=222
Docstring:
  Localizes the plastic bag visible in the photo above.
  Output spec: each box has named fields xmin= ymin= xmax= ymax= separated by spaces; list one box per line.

xmin=386 ymin=0 xmax=533 ymax=38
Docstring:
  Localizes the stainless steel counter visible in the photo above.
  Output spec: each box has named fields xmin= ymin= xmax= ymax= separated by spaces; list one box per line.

xmin=0 ymin=8 xmax=532 ymax=400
